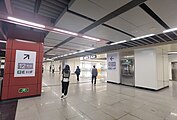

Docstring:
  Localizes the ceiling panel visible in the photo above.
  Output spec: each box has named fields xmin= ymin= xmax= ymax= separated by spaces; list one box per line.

xmin=69 ymin=0 xmax=109 ymax=20
xmin=45 ymin=32 xmax=70 ymax=40
xmin=105 ymin=17 xmax=137 ymax=34
xmin=71 ymin=38 xmax=106 ymax=48
xmin=69 ymin=0 xmax=131 ymax=20
xmin=138 ymin=21 xmax=164 ymax=35
xmin=85 ymin=25 xmax=131 ymax=42
xmin=44 ymin=32 xmax=70 ymax=47
xmin=89 ymin=0 xmax=131 ymax=13
xmin=146 ymin=0 xmax=177 ymax=28
xmin=47 ymin=50 xmax=68 ymax=56
xmin=120 ymin=7 xmax=153 ymax=26
xmin=112 ymin=6 xmax=165 ymax=36
xmin=45 ymin=38 xmax=63 ymax=44
xmin=62 ymin=43 xmax=90 ymax=50
xmin=55 ymin=12 xmax=93 ymax=32
xmin=44 ymin=42 xmax=58 ymax=47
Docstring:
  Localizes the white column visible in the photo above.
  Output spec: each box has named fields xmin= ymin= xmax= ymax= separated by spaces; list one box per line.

xmin=107 ymin=52 xmax=120 ymax=83
xmin=135 ymin=47 xmax=169 ymax=90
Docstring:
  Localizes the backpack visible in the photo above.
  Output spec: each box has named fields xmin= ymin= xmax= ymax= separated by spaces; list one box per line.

xmin=75 ymin=69 xmax=80 ymax=75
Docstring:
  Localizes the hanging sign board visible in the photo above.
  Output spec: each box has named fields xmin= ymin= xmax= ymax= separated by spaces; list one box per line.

xmin=14 ymin=50 xmax=36 ymax=77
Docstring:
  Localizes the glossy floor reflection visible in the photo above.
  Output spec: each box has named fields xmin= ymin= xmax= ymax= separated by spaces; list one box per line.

xmin=15 ymin=72 xmax=177 ymax=120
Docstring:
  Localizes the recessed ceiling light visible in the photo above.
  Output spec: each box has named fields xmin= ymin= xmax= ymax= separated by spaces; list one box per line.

xmin=86 ymin=48 xmax=95 ymax=51
xmin=110 ymin=40 xmax=126 ymax=45
xmin=16 ymin=39 xmax=37 ymax=43
xmin=163 ymin=27 xmax=177 ymax=33
xmin=78 ymin=50 xmax=86 ymax=53
xmin=82 ymin=35 xmax=100 ymax=41
xmin=131 ymin=34 xmax=155 ymax=41
xmin=44 ymin=46 xmax=53 ymax=49
xmin=53 ymin=28 xmax=78 ymax=36
xmin=168 ymin=52 xmax=177 ymax=54
xmin=0 ymin=40 xmax=6 ymax=43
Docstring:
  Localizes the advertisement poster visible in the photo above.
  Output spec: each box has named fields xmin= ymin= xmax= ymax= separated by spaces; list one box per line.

xmin=107 ymin=53 xmax=117 ymax=70
xmin=14 ymin=50 xmax=36 ymax=77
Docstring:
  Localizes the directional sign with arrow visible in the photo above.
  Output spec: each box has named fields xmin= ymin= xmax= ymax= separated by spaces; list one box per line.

xmin=110 ymin=56 xmax=114 ymax=61
xmin=14 ymin=50 xmax=36 ymax=77
xmin=24 ymin=54 xmax=30 ymax=59
xmin=108 ymin=53 xmax=117 ymax=70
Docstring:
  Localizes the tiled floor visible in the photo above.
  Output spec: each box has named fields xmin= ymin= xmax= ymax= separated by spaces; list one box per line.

xmin=15 ymin=72 xmax=177 ymax=120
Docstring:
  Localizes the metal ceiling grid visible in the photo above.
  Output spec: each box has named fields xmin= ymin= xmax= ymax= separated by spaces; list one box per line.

xmin=45 ymin=0 xmax=147 ymax=54
xmin=54 ymin=30 xmax=177 ymax=60
xmin=146 ymin=0 xmax=177 ymax=28
xmin=12 ymin=0 xmax=35 ymax=13
xmin=11 ymin=0 xmax=71 ymax=22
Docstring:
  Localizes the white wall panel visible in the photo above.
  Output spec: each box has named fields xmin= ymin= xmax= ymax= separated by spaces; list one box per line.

xmin=135 ymin=48 xmax=157 ymax=89
xmin=135 ymin=46 xmax=169 ymax=90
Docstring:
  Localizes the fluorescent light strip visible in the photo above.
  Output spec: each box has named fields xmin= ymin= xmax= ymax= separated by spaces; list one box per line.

xmin=131 ymin=34 xmax=155 ymax=41
xmin=163 ymin=27 xmax=177 ymax=33
xmin=7 ymin=17 xmax=103 ymax=43
xmin=53 ymin=28 xmax=78 ymax=36
xmin=110 ymin=40 xmax=127 ymax=45
xmin=78 ymin=50 xmax=86 ymax=53
xmin=44 ymin=46 xmax=53 ymax=49
xmin=168 ymin=52 xmax=177 ymax=54
xmin=72 ymin=52 xmax=79 ymax=54
xmin=86 ymin=48 xmax=95 ymax=51
xmin=7 ymin=17 xmax=45 ymax=28
xmin=82 ymin=35 xmax=100 ymax=41
xmin=16 ymin=39 xmax=37 ymax=43
xmin=0 ymin=40 xmax=6 ymax=43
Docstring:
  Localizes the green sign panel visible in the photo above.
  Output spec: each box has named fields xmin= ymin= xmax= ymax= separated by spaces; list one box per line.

xmin=18 ymin=88 xmax=29 ymax=93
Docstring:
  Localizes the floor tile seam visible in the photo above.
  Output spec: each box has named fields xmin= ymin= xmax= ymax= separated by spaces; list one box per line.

xmin=68 ymin=114 xmax=94 ymax=120
xmin=142 ymin=99 xmax=175 ymax=109
xmin=127 ymin=113 xmax=144 ymax=120
xmin=123 ymin=103 xmax=146 ymax=114
xmin=132 ymin=105 xmax=169 ymax=119
xmin=109 ymin=99 xmax=128 ymax=106
xmin=68 ymin=106 xmax=97 ymax=120
xmin=99 ymin=107 xmax=128 ymax=120
xmin=119 ymin=93 xmax=136 ymax=98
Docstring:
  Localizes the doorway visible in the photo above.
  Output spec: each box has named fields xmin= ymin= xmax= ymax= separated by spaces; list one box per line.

xmin=120 ymin=51 xmax=135 ymax=86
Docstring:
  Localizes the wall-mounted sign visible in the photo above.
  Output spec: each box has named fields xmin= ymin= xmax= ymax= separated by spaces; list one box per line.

xmin=107 ymin=53 xmax=117 ymax=70
xmin=81 ymin=55 xmax=97 ymax=60
xmin=14 ymin=50 xmax=36 ymax=77
xmin=18 ymin=88 xmax=29 ymax=93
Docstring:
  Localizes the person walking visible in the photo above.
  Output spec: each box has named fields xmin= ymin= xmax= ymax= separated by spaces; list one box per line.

xmin=59 ymin=65 xmax=61 ymax=74
xmin=42 ymin=65 xmax=44 ymax=73
xmin=75 ymin=66 xmax=81 ymax=81
xmin=61 ymin=65 xmax=70 ymax=99
xmin=52 ymin=65 xmax=55 ymax=73
xmin=49 ymin=65 xmax=51 ymax=72
xmin=92 ymin=65 xmax=98 ymax=85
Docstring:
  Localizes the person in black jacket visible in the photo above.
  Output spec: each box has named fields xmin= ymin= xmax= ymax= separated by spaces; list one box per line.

xmin=61 ymin=65 xmax=70 ymax=99
xmin=75 ymin=66 xmax=81 ymax=81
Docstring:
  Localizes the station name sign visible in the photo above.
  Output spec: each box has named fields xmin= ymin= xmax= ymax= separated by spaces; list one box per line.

xmin=82 ymin=55 xmax=97 ymax=60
